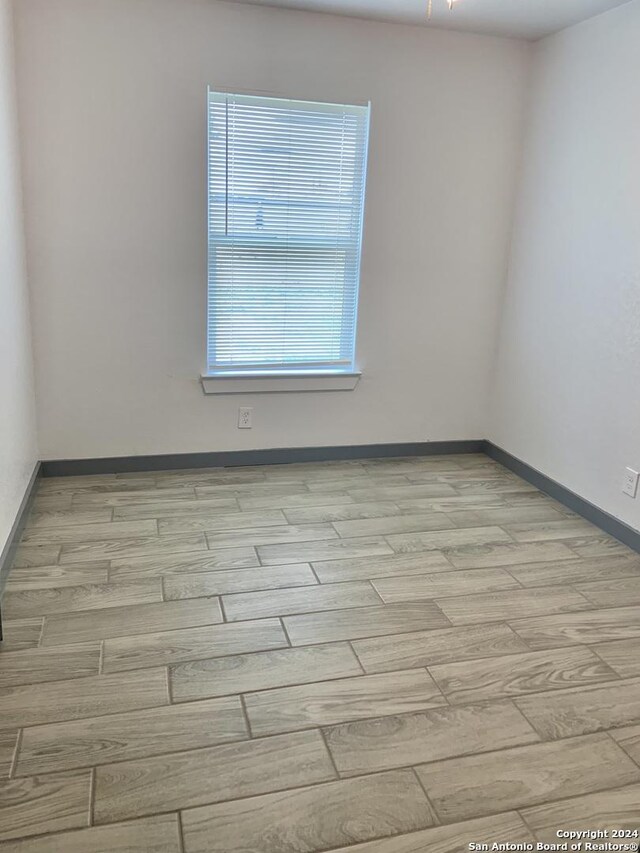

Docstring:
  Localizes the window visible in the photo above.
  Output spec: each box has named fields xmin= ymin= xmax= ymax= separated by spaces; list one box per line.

xmin=206 ymin=90 xmax=370 ymax=378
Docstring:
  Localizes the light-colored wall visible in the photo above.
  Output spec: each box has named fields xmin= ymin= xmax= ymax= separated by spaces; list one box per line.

xmin=14 ymin=0 xmax=529 ymax=460
xmin=490 ymin=0 xmax=640 ymax=531
xmin=0 ymin=0 xmax=37 ymax=555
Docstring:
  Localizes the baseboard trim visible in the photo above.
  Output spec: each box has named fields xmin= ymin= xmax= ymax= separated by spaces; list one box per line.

xmin=483 ymin=441 xmax=640 ymax=555
xmin=41 ymin=440 xmax=485 ymax=477
xmin=0 ymin=462 xmax=41 ymax=607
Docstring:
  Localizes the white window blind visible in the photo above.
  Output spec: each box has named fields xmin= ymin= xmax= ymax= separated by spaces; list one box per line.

xmin=207 ymin=90 xmax=370 ymax=375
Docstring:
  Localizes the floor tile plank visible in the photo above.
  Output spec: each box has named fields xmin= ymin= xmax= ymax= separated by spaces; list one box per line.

xmin=72 ymin=487 xmax=197 ymax=507
xmin=346 ymin=484 xmax=458 ymax=502
xmin=59 ymin=533 xmax=208 ymax=564
xmin=515 ymin=676 xmax=640 ymax=739
xmin=158 ymin=509 xmax=287 ymax=535
xmin=385 ymin=526 xmax=513 ymax=554
xmin=0 ymin=642 xmax=101 ymax=688
xmin=324 ymin=702 xmax=539 ymax=777
xmin=11 ymin=546 xmax=61 ymax=568
xmin=93 ymin=730 xmax=335 ymax=824
xmin=510 ymin=605 xmax=640 ymax=649
xmin=576 ymin=575 xmax=640 ymax=607
xmin=103 ymin=618 xmax=287 ymax=672
xmin=206 ymin=523 xmax=339 ymax=550
xmin=283 ymin=502 xmax=401 ymax=525
xmin=502 ymin=519 xmax=597 ymax=542
xmin=108 ymin=547 xmax=259 ymax=580
xmin=446 ymin=478 xmax=537 ymax=495
xmin=21 ymin=520 xmax=158 ymax=545
xmin=26 ymin=509 xmax=113 ymax=528
xmin=2 ymin=580 xmax=162 ymax=620
xmin=396 ymin=495 xmax=508 ymax=512
xmin=446 ymin=506 xmax=566 ymax=527
xmin=39 ymin=477 xmax=155 ymax=495
xmin=592 ymin=638 xmax=640 ymax=677
xmin=223 ymin=580 xmax=381 ymax=621
xmin=435 ymin=586 xmax=592 ymax=625
xmin=171 ymin=643 xmax=362 ymax=702
xmin=372 ymin=568 xmax=519 ymax=603
xmin=0 ymin=771 xmax=91 ymax=842
xmin=238 ymin=491 xmax=355 ymax=511
xmin=509 ymin=555 xmax=640 ymax=587
xmin=31 ymin=494 xmax=73 ymax=512
xmin=285 ymin=603 xmax=450 ymax=646
xmin=333 ymin=514 xmax=456 ymax=539
xmin=15 ymin=697 xmax=247 ymax=775
xmin=521 ymin=784 xmax=640 ymax=843
xmin=0 ymin=813 xmax=182 ymax=853
xmin=259 ymin=536 xmax=393 ymax=566
xmin=352 ymin=623 xmax=529 ymax=673
xmin=610 ymin=724 xmax=640 ymax=766
xmin=310 ymin=477 xmax=418 ymax=496
xmin=4 ymin=563 xmax=110 ymax=591
xmin=429 ymin=646 xmax=618 ymax=704
xmin=41 ymin=598 xmax=223 ymax=645
xmin=0 ymin=668 xmax=168 ymax=729
xmin=311 ymin=552 xmax=452 ymax=583
xmin=415 ymin=734 xmax=640 ymax=823
xmin=443 ymin=541 xmax=578 ymax=569
xmin=163 ymin=563 xmax=317 ymax=600
xmin=113 ymin=496 xmax=239 ymax=519
xmin=0 ymin=619 xmax=43 ymax=651
xmin=244 ymin=669 xmax=445 ymax=736
xmin=315 ymin=812 xmax=534 ymax=853
xmin=181 ymin=769 xmax=435 ymax=853
xmin=565 ymin=536 xmax=635 ymax=558
xmin=195 ymin=482 xmax=309 ymax=499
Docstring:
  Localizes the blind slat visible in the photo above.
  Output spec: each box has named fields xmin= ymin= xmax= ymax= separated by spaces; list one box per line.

xmin=207 ymin=90 xmax=370 ymax=373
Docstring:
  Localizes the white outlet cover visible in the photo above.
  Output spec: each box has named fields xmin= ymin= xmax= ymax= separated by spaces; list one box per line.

xmin=622 ymin=467 xmax=639 ymax=498
xmin=238 ymin=407 xmax=253 ymax=429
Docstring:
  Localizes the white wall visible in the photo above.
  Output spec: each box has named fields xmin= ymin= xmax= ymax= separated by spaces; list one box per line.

xmin=14 ymin=0 xmax=529 ymax=460
xmin=0 ymin=0 xmax=37 ymax=556
xmin=491 ymin=0 xmax=640 ymax=531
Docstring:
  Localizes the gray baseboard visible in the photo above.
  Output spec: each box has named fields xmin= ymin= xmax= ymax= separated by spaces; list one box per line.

xmin=40 ymin=440 xmax=485 ymax=477
xmin=483 ymin=441 xmax=640 ymax=554
xmin=0 ymin=462 xmax=41 ymax=638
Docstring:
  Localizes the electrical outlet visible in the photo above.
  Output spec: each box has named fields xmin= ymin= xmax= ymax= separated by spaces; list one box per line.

xmin=238 ymin=407 xmax=253 ymax=429
xmin=622 ymin=467 xmax=639 ymax=498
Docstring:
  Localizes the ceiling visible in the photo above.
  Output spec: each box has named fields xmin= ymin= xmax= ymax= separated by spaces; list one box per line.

xmin=226 ymin=0 xmax=631 ymax=39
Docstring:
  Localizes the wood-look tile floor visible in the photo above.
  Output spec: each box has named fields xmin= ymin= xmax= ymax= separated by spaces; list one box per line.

xmin=1 ymin=454 xmax=640 ymax=851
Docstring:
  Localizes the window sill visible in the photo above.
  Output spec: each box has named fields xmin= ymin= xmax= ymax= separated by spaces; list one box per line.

xmin=200 ymin=371 xmax=361 ymax=395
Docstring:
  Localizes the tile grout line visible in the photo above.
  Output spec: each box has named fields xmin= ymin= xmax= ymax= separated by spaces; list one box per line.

xmin=279 ymin=616 xmax=293 ymax=647
xmin=8 ymin=729 xmax=23 ymax=779
xmin=165 ymin=666 xmax=174 ymax=704
xmin=88 ymin=766 xmax=97 ymax=826
xmin=588 ymin=644 xmax=627 ymax=679
xmin=317 ymin=726 xmax=341 ymax=781
xmin=176 ymin=810 xmax=187 ymax=853
xmin=347 ymin=641 xmax=367 ymax=675
xmin=238 ymin=694 xmax=254 ymax=738
xmin=515 ymin=806 xmax=541 ymax=841
xmin=410 ymin=765 xmax=442 ymax=826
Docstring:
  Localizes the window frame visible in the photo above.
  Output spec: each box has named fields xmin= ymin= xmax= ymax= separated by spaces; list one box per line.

xmin=202 ymin=89 xmax=370 ymax=392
